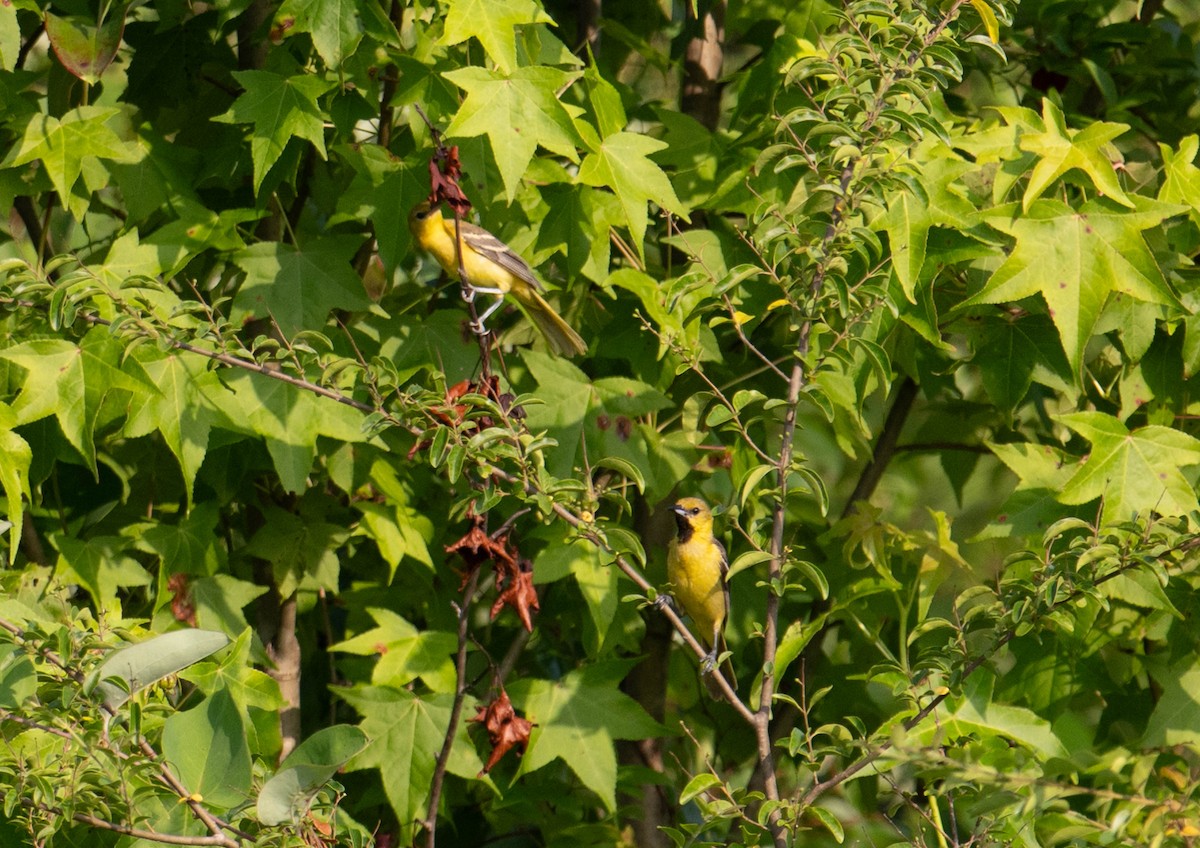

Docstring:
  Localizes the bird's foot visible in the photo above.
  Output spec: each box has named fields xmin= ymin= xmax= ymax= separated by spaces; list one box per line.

xmin=653 ymin=593 xmax=675 ymax=611
xmin=700 ymin=649 xmax=718 ymax=675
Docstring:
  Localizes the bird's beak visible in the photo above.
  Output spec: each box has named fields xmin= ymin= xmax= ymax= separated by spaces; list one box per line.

xmin=671 ymin=504 xmax=687 ymax=517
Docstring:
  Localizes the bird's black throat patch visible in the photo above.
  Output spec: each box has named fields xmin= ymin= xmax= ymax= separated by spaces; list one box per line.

xmin=673 ymin=512 xmax=694 ymax=543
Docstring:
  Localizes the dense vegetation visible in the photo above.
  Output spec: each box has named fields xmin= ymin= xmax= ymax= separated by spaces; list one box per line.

xmin=4 ymin=0 xmax=1200 ymax=846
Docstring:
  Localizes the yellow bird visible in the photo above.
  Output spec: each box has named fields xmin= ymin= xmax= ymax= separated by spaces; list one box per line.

xmin=665 ymin=497 xmax=736 ymax=690
xmin=408 ymin=202 xmax=586 ymax=357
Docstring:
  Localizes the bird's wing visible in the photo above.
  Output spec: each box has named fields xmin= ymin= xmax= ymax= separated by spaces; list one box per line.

xmin=459 ymin=221 xmax=543 ymax=290
xmin=716 ymin=536 xmax=730 ymax=628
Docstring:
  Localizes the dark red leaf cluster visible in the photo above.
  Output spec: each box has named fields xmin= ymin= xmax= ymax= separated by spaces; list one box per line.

xmin=470 ymin=689 xmax=534 ymax=775
xmin=167 ymin=573 xmax=197 ymax=627
xmin=444 ymin=508 xmax=539 ymax=632
xmin=427 ymin=145 xmax=471 ymax=217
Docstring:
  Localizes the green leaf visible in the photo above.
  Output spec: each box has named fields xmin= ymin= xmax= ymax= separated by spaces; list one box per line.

xmin=1144 ymin=656 xmax=1200 ymax=747
xmin=1159 ymin=135 xmax=1200 ymax=228
xmin=331 ymin=607 xmax=457 ymax=693
xmin=273 ymin=0 xmax=364 ymax=67
xmin=125 ymin=352 xmax=228 ymax=508
xmin=679 ymin=773 xmax=722 ymax=804
xmin=883 ymin=185 xmax=931 ymax=302
xmin=244 ymin=506 xmax=348 ymax=596
xmin=443 ymin=65 xmax=581 ymax=202
xmin=439 ymin=0 xmax=554 ymax=74
xmin=215 ymin=70 xmax=334 ymax=193
xmin=968 ymin=0 xmax=1000 ymax=44
xmin=963 ymin=197 xmax=1184 ymax=373
xmin=220 ymin=369 xmax=370 ymax=493
xmin=0 ymin=403 xmax=31 ymax=566
xmin=569 ymin=543 xmax=618 ymax=656
xmin=45 ymin=10 xmax=125 ymax=84
xmin=0 ymin=0 xmax=19 ymax=71
xmin=3 ymin=106 xmax=137 ymax=212
xmin=178 ymin=629 xmax=282 ymax=711
xmin=1018 ymin=98 xmax=1131 ymax=210
xmin=508 ymin=661 xmax=664 ymax=811
xmin=909 ymin=671 xmax=1068 ymax=759
xmin=1055 ymin=412 xmax=1200 ymax=523
xmin=137 ymin=503 xmax=226 ymax=578
xmin=340 ymin=686 xmax=485 ymax=844
xmin=88 ymin=629 xmax=231 ymax=711
xmin=258 ymin=725 xmax=368 ymax=825
xmin=577 ymin=131 xmax=689 ymax=257
xmin=53 ymin=535 xmax=152 ymax=611
xmin=0 ymin=644 xmax=36 ymax=708
xmin=0 ymin=328 xmax=158 ymax=472
xmin=972 ymin=314 xmax=1071 ymax=414
xmin=162 ymin=687 xmax=252 ymax=808
xmin=232 ymin=236 xmax=371 ymax=338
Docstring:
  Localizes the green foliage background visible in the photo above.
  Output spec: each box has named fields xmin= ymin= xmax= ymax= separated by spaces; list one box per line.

xmin=3 ymin=0 xmax=1200 ymax=846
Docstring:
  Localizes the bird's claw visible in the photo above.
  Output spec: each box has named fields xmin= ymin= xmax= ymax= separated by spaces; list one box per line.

xmin=653 ymin=593 xmax=675 ymax=611
xmin=469 ymin=318 xmax=489 ymax=337
xmin=700 ymin=651 xmax=718 ymax=675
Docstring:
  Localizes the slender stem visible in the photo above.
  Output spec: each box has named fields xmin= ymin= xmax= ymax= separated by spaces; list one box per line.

xmin=424 ymin=567 xmax=482 ymax=847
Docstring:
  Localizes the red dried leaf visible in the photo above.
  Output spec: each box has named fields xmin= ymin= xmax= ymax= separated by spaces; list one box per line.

xmin=490 ymin=559 xmax=539 ymax=631
xmin=470 ymin=689 xmax=534 ymax=774
xmin=167 ymin=573 xmax=197 ymax=627
xmin=428 ymin=146 xmax=471 ymax=216
xmin=445 ymin=508 xmax=517 ymax=587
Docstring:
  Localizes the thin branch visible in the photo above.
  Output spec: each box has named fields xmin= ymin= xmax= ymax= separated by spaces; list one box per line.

xmin=423 ymin=567 xmax=482 ymax=848
xmin=28 ymin=805 xmax=239 ymax=847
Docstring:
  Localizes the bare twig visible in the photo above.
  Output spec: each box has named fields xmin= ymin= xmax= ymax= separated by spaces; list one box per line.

xmin=423 ymin=567 xmax=482 ymax=848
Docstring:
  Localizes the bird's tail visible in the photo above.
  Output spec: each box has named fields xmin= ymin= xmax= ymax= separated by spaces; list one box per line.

xmin=512 ymin=286 xmax=586 ymax=357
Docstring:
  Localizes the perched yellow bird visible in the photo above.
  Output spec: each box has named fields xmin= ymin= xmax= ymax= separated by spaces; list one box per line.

xmin=665 ymin=497 xmax=736 ymax=690
xmin=408 ymin=202 xmax=586 ymax=356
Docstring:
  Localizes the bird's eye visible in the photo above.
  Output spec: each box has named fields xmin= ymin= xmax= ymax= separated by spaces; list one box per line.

xmin=691 ymin=507 xmax=700 ymax=515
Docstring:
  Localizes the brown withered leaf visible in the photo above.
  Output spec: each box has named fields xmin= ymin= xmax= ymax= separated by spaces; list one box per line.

xmin=470 ymin=689 xmax=534 ymax=775
xmin=444 ymin=508 xmax=517 ymax=588
xmin=428 ymin=146 xmax=471 ymax=216
xmin=167 ymin=572 xmax=197 ymax=627
xmin=490 ymin=558 xmax=539 ymax=631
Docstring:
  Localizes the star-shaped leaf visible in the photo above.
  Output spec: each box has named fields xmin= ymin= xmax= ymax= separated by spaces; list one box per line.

xmin=215 ymin=70 xmax=334 ymax=193
xmin=507 ymin=662 xmax=665 ymax=811
xmin=1018 ymin=98 xmax=1131 ymax=210
xmin=243 ymin=505 xmax=348 ymax=596
xmin=974 ymin=441 xmax=1078 ymax=541
xmin=134 ymin=502 xmax=226 ymax=578
xmin=220 ymin=369 xmax=369 ymax=493
xmin=439 ymin=0 xmax=553 ymax=74
xmin=124 ymin=352 xmax=229 ymax=507
xmin=963 ymin=197 xmax=1184 ymax=373
xmin=232 ymin=236 xmax=371 ymax=337
xmin=331 ymin=608 xmax=457 ymax=692
xmin=52 ymin=534 xmax=152 ymax=609
xmin=3 ymin=106 xmax=137 ymax=205
xmin=1055 ymin=411 xmax=1200 ymax=523
xmin=273 ymin=0 xmax=363 ymax=67
xmin=1159 ymin=134 xmax=1200 ymax=229
xmin=179 ymin=628 xmax=284 ymax=712
xmin=971 ymin=313 xmax=1071 ymax=414
xmin=577 ymin=131 xmax=689 ymax=258
xmin=443 ymin=65 xmax=580 ymax=201
xmin=340 ymin=686 xmax=485 ymax=845
xmin=0 ymin=327 xmax=158 ymax=471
